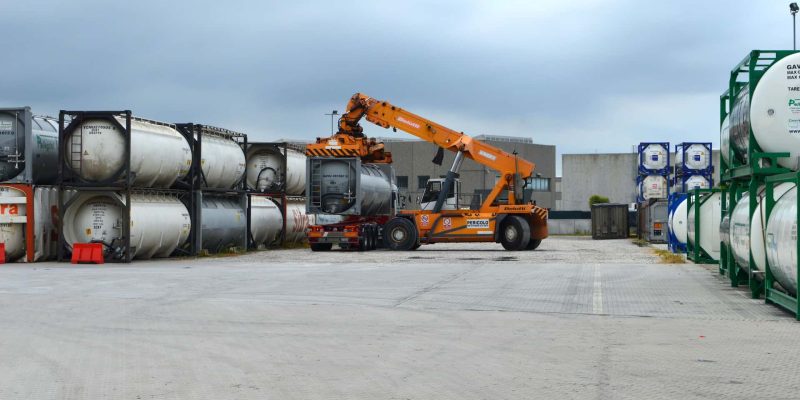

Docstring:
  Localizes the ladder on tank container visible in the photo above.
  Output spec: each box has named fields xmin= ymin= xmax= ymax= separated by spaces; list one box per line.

xmin=309 ymin=158 xmax=323 ymax=209
xmin=70 ymin=130 xmax=83 ymax=175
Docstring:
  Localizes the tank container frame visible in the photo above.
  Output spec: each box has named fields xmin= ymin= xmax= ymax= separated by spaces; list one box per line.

xmin=674 ymin=142 xmax=713 ymax=177
xmin=636 ymin=174 xmax=670 ymax=203
xmin=686 ymin=187 xmax=722 ymax=264
xmin=0 ymin=107 xmax=59 ymax=184
xmin=57 ymin=111 xmax=196 ymax=263
xmin=717 ymin=51 xmax=800 ymax=296
xmin=637 ymin=142 xmax=670 ymax=176
xmin=762 ymin=171 xmax=800 ymax=319
xmin=245 ymin=141 xmax=305 ymax=194
xmin=174 ymin=123 xmax=247 ymax=192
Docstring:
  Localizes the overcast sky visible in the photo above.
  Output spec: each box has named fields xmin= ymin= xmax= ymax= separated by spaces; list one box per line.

xmin=0 ymin=1 xmax=793 ymax=174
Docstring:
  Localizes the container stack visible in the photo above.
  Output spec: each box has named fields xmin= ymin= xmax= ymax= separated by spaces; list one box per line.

xmin=57 ymin=111 xmax=195 ymax=263
xmin=175 ymin=123 xmax=248 ymax=255
xmin=245 ymin=142 xmax=313 ymax=248
xmin=0 ymin=107 xmax=61 ymax=263
xmin=713 ymin=49 xmax=800 ymax=320
xmin=637 ymin=142 xmax=670 ymax=243
xmin=666 ymin=142 xmax=714 ymax=254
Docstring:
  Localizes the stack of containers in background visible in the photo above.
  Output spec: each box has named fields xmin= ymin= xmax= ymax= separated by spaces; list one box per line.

xmin=58 ymin=111 xmax=195 ymax=262
xmin=667 ymin=143 xmax=714 ymax=254
xmin=636 ymin=142 xmax=670 ymax=243
xmin=0 ymin=107 xmax=61 ymax=262
xmin=245 ymin=142 xmax=315 ymax=248
xmin=174 ymin=124 xmax=248 ymax=255
xmin=718 ymin=50 xmax=800 ymax=319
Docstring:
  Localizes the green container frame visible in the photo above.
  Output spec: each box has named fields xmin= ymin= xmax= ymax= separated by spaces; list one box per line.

xmin=763 ymin=172 xmax=800 ymax=319
xmin=717 ymin=50 xmax=796 ymax=297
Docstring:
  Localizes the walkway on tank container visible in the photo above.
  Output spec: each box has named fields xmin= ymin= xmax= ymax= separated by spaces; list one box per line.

xmin=0 ymin=237 xmax=795 ymax=400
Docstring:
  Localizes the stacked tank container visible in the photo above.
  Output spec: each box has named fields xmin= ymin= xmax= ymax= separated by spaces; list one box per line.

xmin=174 ymin=123 xmax=248 ymax=255
xmin=245 ymin=142 xmax=315 ymax=248
xmin=636 ymin=142 xmax=670 ymax=243
xmin=716 ymin=50 xmax=800 ymax=319
xmin=0 ymin=107 xmax=63 ymax=262
xmin=674 ymin=142 xmax=714 ymax=193
xmin=57 ymin=111 xmax=197 ymax=262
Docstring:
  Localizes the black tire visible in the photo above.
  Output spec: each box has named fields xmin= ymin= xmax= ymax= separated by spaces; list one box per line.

xmin=369 ymin=226 xmax=378 ymax=250
xmin=358 ymin=231 xmax=368 ymax=251
xmin=500 ymin=215 xmax=531 ymax=251
xmin=411 ymin=242 xmax=421 ymax=250
xmin=310 ymin=243 xmax=333 ymax=252
xmin=383 ymin=217 xmax=418 ymax=251
xmin=526 ymin=239 xmax=542 ymax=250
xmin=365 ymin=226 xmax=374 ymax=250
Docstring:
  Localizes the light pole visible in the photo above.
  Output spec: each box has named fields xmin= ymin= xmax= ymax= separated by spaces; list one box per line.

xmin=792 ymin=3 xmax=799 ymax=50
xmin=325 ymin=110 xmax=339 ymax=134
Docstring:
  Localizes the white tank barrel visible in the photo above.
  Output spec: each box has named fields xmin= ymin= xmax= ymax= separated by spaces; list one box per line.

xmin=670 ymin=196 xmax=688 ymax=245
xmin=307 ymin=158 xmax=394 ymax=216
xmin=0 ymin=186 xmax=28 ymax=261
xmin=687 ymin=192 xmax=721 ymax=260
xmin=0 ymin=109 xmax=59 ymax=183
xmin=766 ymin=187 xmax=800 ymax=294
xmin=640 ymin=144 xmax=668 ymax=171
xmin=638 ymin=175 xmax=668 ymax=200
xmin=682 ymin=144 xmax=712 ymax=171
xmin=65 ymin=118 xmax=192 ymax=187
xmin=249 ymin=196 xmax=282 ymax=247
xmin=63 ymin=193 xmax=191 ymax=259
xmin=729 ymin=193 xmax=753 ymax=271
xmin=733 ymin=53 xmax=800 ymax=169
xmin=200 ymin=134 xmax=245 ymax=189
xmin=683 ymin=175 xmax=711 ymax=192
xmin=197 ymin=195 xmax=246 ymax=252
xmin=752 ymin=183 xmax=795 ymax=272
xmin=246 ymin=145 xmax=305 ymax=194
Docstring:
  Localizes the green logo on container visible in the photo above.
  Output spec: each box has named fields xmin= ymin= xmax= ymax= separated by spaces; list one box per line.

xmin=790 ymin=99 xmax=800 ymax=106
xmin=36 ymin=135 xmax=56 ymax=151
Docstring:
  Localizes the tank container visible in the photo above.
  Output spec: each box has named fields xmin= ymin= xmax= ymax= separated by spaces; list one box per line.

xmin=306 ymin=157 xmax=394 ymax=216
xmin=0 ymin=108 xmax=59 ymax=184
xmin=246 ymin=144 xmax=305 ymax=194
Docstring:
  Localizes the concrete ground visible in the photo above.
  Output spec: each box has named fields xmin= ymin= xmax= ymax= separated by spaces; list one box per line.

xmin=0 ymin=236 xmax=796 ymax=400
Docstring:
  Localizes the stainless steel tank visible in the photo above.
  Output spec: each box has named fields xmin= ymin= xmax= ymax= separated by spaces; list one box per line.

xmin=249 ymin=195 xmax=282 ymax=248
xmin=765 ymin=187 xmax=800 ymax=294
xmin=0 ymin=108 xmax=59 ymax=184
xmin=306 ymin=158 xmax=394 ymax=216
xmin=729 ymin=84 xmax=750 ymax=163
xmin=195 ymin=193 xmax=247 ymax=253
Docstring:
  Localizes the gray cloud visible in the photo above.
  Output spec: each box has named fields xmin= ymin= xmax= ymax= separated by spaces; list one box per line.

xmin=0 ymin=0 xmax=793 ymax=174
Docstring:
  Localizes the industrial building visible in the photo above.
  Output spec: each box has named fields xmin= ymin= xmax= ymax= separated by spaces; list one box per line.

xmin=560 ymin=150 xmax=721 ymax=211
xmin=381 ymin=135 xmax=559 ymax=210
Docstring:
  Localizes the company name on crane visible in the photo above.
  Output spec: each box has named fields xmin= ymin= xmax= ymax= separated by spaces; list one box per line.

xmin=396 ymin=116 xmax=420 ymax=129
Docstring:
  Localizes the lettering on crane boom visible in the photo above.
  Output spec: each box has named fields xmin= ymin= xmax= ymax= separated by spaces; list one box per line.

xmin=479 ymin=150 xmax=497 ymax=161
xmin=396 ymin=116 xmax=421 ymax=129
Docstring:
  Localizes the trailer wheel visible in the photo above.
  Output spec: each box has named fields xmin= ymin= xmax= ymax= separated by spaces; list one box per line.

xmin=500 ymin=216 xmax=531 ymax=251
xmin=369 ymin=226 xmax=379 ymax=250
xmin=526 ymin=239 xmax=542 ymax=250
xmin=384 ymin=217 xmax=418 ymax=251
xmin=310 ymin=243 xmax=333 ymax=252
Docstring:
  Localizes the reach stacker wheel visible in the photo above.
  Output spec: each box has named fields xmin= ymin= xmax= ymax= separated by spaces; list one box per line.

xmin=384 ymin=217 xmax=418 ymax=251
xmin=500 ymin=215 xmax=531 ymax=251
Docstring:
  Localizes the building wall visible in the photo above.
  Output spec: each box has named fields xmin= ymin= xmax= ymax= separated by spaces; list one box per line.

xmin=560 ymin=150 xmax=720 ymax=211
xmin=382 ymin=138 xmax=558 ymax=209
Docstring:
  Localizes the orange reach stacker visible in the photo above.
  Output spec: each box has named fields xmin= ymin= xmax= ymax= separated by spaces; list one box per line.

xmin=305 ymin=93 xmax=548 ymax=251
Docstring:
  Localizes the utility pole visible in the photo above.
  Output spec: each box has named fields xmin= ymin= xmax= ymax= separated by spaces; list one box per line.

xmin=792 ymin=3 xmax=799 ymax=50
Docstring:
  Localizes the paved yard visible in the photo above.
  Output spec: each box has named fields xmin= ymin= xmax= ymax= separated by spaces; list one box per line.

xmin=0 ymin=237 xmax=795 ymax=399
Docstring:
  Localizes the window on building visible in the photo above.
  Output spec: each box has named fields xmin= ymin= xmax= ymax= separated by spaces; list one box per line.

xmin=397 ymin=176 xmax=409 ymax=190
xmin=527 ymin=177 xmax=550 ymax=192
xmin=417 ymin=175 xmax=430 ymax=189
